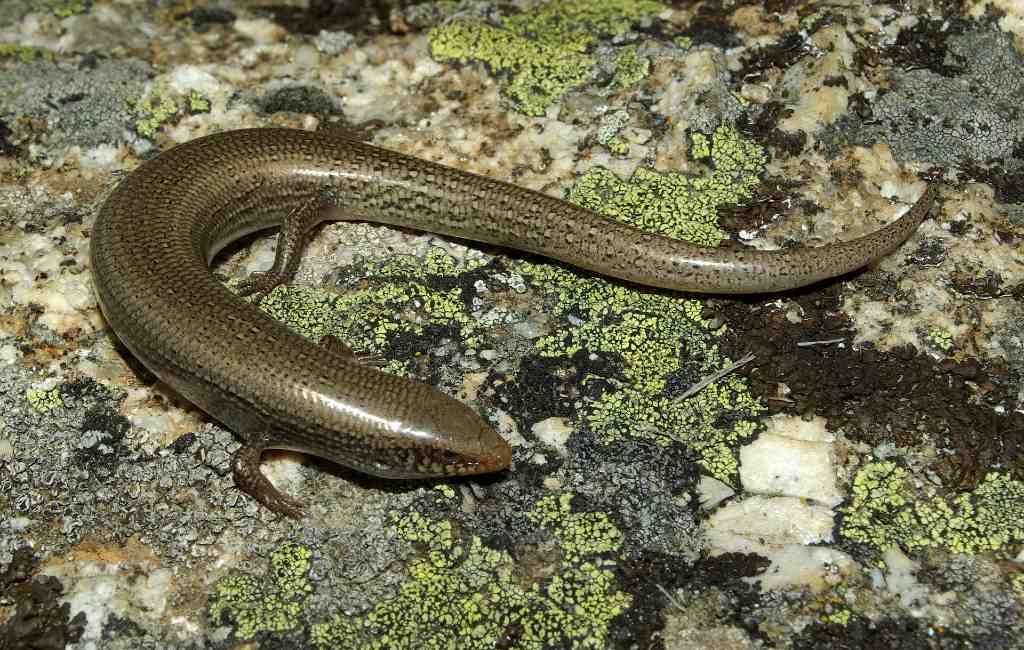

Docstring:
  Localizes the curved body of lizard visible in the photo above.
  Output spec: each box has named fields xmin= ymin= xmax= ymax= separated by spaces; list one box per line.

xmin=90 ymin=128 xmax=935 ymax=515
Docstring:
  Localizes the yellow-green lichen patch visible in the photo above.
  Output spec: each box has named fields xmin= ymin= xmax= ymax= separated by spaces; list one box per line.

xmin=925 ymin=326 xmax=954 ymax=354
xmin=129 ymin=86 xmax=213 ymax=138
xmin=605 ymin=135 xmax=630 ymax=156
xmin=208 ymin=543 xmax=313 ymax=640
xmin=311 ymin=495 xmax=630 ymax=649
xmin=1013 ymin=573 xmax=1024 ymax=599
xmin=595 ymin=109 xmax=631 ymax=155
xmin=0 ymin=44 xmax=55 ymax=63
xmin=188 ymin=89 xmax=210 ymax=113
xmin=613 ymin=45 xmax=650 ymax=87
xmin=840 ymin=462 xmax=1024 ymax=555
xmin=513 ymin=259 xmax=763 ymax=481
xmin=512 ymin=127 xmax=766 ymax=481
xmin=822 ymin=608 xmax=852 ymax=626
xmin=131 ymin=87 xmax=179 ymax=138
xmin=433 ymin=483 xmax=457 ymax=499
xmin=37 ymin=0 xmax=88 ymax=17
xmin=428 ymin=0 xmax=663 ymax=116
xmin=255 ymin=247 xmax=487 ymax=376
xmin=570 ymin=126 xmax=765 ymax=246
xmin=26 ymin=387 xmax=63 ymax=413
xmin=527 ymin=493 xmax=623 ymax=564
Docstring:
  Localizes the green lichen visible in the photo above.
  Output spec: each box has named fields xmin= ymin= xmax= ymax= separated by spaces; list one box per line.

xmin=527 ymin=493 xmax=623 ymax=563
xmin=823 ymin=609 xmax=851 ymax=626
xmin=510 ymin=126 xmax=766 ymax=481
xmin=595 ymin=109 xmax=631 ymax=155
xmin=208 ymin=543 xmax=313 ymax=640
xmin=130 ymin=86 xmax=211 ymax=136
xmin=570 ymin=126 xmax=765 ymax=246
xmin=512 ymin=260 xmax=762 ymax=483
xmin=613 ymin=45 xmax=649 ymax=87
xmin=690 ymin=131 xmax=711 ymax=159
xmin=926 ymin=326 xmax=953 ymax=353
xmin=605 ymin=136 xmax=629 ymax=155
xmin=256 ymin=246 xmax=487 ymax=376
xmin=26 ymin=387 xmax=63 ymax=413
xmin=428 ymin=20 xmax=590 ymax=117
xmin=429 ymin=0 xmax=664 ymax=115
xmin=434 ymin=483 xmax=457 ymax=499
xmin=188 ymin=89 xmax=210 ymax=113
xmin=132 ymin=87 xmax=179 ymax=138
xmin=840 ymin=462 xmax=1024 ymax=555
xmin=0 ymin=44 xmax=55 ymax=63
xmin=37 ymin=0 xmax=89 ymax=17
xmin=311 ymin=494 xmax=630 ymax=649
xmin=501 ymin=0 xmax=663 ymax=39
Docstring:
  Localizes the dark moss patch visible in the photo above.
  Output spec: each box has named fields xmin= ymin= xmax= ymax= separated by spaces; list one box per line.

xmin=258 ymin=85 xmax=342 ymax=117
xmin=174 ymin=7 xmax=236 ymax=32
xmin=614 ymin=551 xmax=769 ymax=650
xmin=166 ymin=431 xmax=198 ymax=454
xmin=100 ymin=615 xmax=148 ymax=643
xmin=715 ymin=174 xmax=809 ymax=235
xmin=74 ymin=406 xmax=131 ymax=466
xmin=792 ymin=615 xmax=966 ymax=650
xmin=62 ymin=377 xmax=134 ymax=466
xmin=715 ymin=286 xmax=1024 ymax=490
xmin=949 ymin=269 xmax=1016 ymax=299
xmin=683 ymin=3 xmax=744 ymax=50
xmin=740 ymin=101 xmax=807 ymax=158
xmin=0 ymin=119 xmax=19 ymax=157
xmin=1 ymin=548 xmax=86 ymax=649
xmin=738 ymin=31 xmax=809 ymax=80
xmin=493 ymin=354 xmax=580 ymax=434
xmin=389 ymin=321 xmax=466 ymax=383
xmin=262 ymin=0 xmax=412 ymax=36
xmin=961 ymin=161 xmax=1024 ymax=209
xmin=880 ymin=15 xmax=965 ymax=75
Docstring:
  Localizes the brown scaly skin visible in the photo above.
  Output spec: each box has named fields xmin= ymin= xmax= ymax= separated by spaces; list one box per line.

xmin=89 ymin=128 xmax=937 ymax=517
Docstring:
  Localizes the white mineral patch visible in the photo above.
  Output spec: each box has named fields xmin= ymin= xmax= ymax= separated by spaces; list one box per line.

xmin=232 ymin=18 xmax=284 ymax=44
xmin=0 ymin=344 xmax=18 ymax=364
xmin=121 ymin=387 xmax=203 ymax=448
xmin=706 ymin=495 xmax=834 ymax=551
xmin=52 ymin=562 xmax=174 ymax=643
xmin=880 ymin=547 xmax=930 ymax=609
xmin=2 ymin=226 xmax=95 ymax=336
xmin=777 ymin=26 xmax=859 ymax=133
xmin=531 ymin=417 xmax=572 ymax=455
xmin=738 ymin=414 xmax=842 ymax=506
xmin=705 ymin=495 xmax=854 ymax=590
xmin=756 ymin=545 xmax=855 ymax=591
xmin=80 ymin=143 xmax=121 ymax=167
xmin=697 ymin=475 xmax=735 ymax=510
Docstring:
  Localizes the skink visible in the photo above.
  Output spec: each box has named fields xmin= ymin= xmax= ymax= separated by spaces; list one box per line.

xmin=89 ymin=127 xmax=936 ymax=516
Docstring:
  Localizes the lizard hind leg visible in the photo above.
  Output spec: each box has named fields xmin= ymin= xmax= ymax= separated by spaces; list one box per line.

xmin=235 ymin=195 xmax=325 ymax=301
xmin=231 ymin=433 xmax=307 ymax=519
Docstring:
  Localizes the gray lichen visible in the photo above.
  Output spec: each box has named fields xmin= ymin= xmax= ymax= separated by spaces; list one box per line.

xmin=0 ymin=58 xmax=150 ymax=148
xmin=842 ymin=28 xmax=1024 ymax=166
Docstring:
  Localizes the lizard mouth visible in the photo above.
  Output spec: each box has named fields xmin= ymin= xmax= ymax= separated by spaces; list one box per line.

xmin=463 ymin=437 xmax=513 ymax=475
